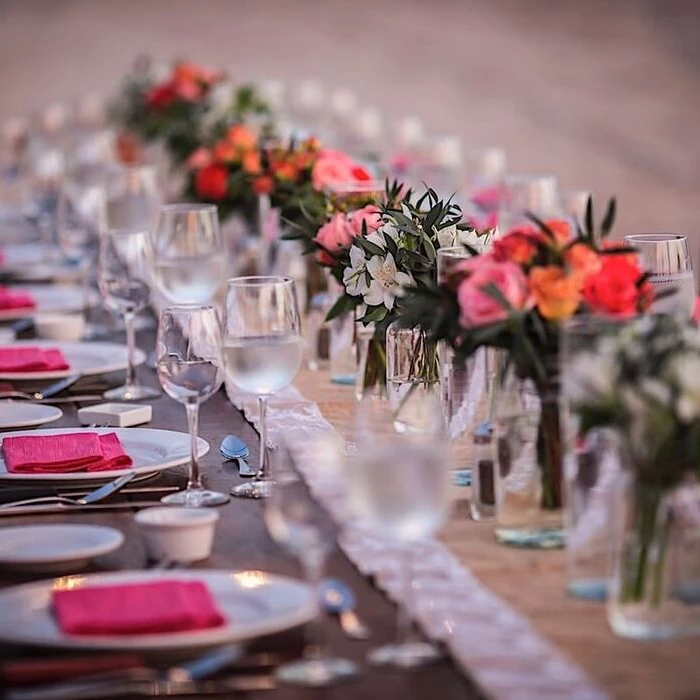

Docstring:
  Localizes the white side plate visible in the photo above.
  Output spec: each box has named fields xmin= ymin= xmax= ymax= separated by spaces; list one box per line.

xmin=0 ymin=402 xmax=63 ymax=430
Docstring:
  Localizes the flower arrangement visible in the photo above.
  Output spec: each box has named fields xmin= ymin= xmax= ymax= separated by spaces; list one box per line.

xmin=568 ymin=314 xmax=700 ymax=619
xmin=400 ymin=199 xmax=654 ymax=511
xmin=184 ymin=136 xmax=374 ymax=230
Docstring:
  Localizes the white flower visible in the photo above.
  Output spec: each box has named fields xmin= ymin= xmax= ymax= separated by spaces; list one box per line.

xmin=342 ymin=246 xmax=369 ymax=297
xmin=566 ymin=351 xmax=616 ymax=404
xmin=437 ymin=224 xmax=492 ymax=249
xmin=363 ymin=253 xmax=413 ymax=310
xmin=667 ymin=352 xmax=700 ymax=422
xmin=366 ymin=222 xmax=400 ymax=250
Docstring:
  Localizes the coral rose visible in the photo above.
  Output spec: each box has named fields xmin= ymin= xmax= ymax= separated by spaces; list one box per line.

xmin=493 ymin=230 xmax=538 ymax=265
xmin=314 ymin=213 xmax=354 ymax=265
xmin=545 ymin=219 xmax=573 ymax=246
xmin=195 ymin=164 xmax=228 ymax=200
xmin=529 ymin=266 xmax=582 ymax=321
xmin=271 ymin=160 xmax=298 ymax=181
xmin=312 ymin=150 xmax=366 ymax=191
xmin=173 ymin=79 xmax=202 ymax=102
xmin=457 ymin=259 xmax=530 ymax=327
xmin=582 ymin=255 xmax=651 ymax=317
xmin=226 ymin=124 xmax=257 ymax=152
xmin=146 ymin=82 xmax=176 ymax=109
xmin=252 ymin=176 xmax=274 ymax=195
xmin=242 ymin=151 xmax=262 ymax=175
xmin=347 ymin=205 xmax=382 ymax=237
xmin=213 ymin=140 xmax=238 ymax=163
xmin=186 ymin=147 xmax=212 ymax=170
xmin=564 ymin=242 xmax=602 ymax=279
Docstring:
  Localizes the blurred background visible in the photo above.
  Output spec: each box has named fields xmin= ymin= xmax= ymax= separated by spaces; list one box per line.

xmin=1 ymin=0 xmax=698 ymax=251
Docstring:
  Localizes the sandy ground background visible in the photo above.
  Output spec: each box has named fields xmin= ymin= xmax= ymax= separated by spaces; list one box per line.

xmin=1 ymin=0 xmax=699 ymax=261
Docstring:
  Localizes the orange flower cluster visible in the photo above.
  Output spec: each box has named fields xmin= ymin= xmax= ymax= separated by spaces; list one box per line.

xmin=458 ymin=219 xmax=653 ymax=327
xmin=146 ymin=62 xmax=222 ymax=109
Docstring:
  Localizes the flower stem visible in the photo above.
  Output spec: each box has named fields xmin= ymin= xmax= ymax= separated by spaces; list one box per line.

xmin=538 ymin=396 xmax=563 ymax=510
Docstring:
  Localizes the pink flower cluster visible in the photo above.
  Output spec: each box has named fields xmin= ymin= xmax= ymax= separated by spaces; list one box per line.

xmin=312 ymin=149 xmax=372 ymax=191
xmin=314 ymin=205 xmax=382 ymax=265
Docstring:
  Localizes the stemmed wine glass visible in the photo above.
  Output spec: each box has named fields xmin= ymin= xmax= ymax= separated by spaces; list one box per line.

xmin=344 ymin=394 xmax=452 ymax=668
xmin=156 ymin=304 xmax=229 ymax=506
xmin=623 ymin=233 xmax=695 ymax=317
xmin=152 ymin=203 xmax=226 ymax=304
xmin=97 ymin=228 xmax=160 ymax=401
xmin=224 ymin=276 xmax=303 ymax=499
xmin=265 ymin=447 xmax=359 ymax=685
xmin=104 ymin=164 xmax=161 ymax=231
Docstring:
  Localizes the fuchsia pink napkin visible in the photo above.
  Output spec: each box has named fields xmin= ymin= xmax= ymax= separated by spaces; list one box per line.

xmin=0 ymin=287 xmax=36 ymax=311
xmin=52 ymin=580 xmax=226 ymax=636
xmin=2 ymin=432 xmax=134 ymax=474
xmin=0 ymin=347 xmax=70 ymax=373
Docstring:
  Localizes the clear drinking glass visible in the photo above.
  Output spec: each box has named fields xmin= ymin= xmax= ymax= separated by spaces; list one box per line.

xmin=224 ymin=276 xmax=303 ymax=499
xmin=152 ymin=203 xmax=226 ymax=305
xmin=498 ymin=174 xmax=561 ymax=233
xmin=345 ymin=394 xmax=452 ymax=667
xmin=97 ymin=228 xmax=160 ymax=401
xmin=561 ymin=189 xmax=591 ymax=231
xmin=104 ymin=164 xmax=160 ymax=231
xmin=156 ymin=304 xmax=229 ymax=506
xmin=265 ymin=447 xmax=359 ymax=685
xmin=623 ymin=233 xmax=695 ymax=317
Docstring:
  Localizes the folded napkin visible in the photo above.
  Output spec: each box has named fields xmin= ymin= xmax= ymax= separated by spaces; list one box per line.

xmin=0 ymin=287 xmax=36 ymax=311
xmin=2 ymin=432 xmax=134 ymax=474
xmin=53 ymin=580 xmax=226 ymax=636
xmin=0 ymin=346 xmax=70 ymax=373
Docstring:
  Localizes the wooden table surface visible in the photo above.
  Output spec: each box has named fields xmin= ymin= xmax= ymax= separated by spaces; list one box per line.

xmin=0 ymin=325 xmax=481 ymax=700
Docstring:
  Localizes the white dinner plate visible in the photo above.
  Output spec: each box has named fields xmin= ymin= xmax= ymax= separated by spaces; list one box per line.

xmin=0 ymin=524 xmax=124 ymax=572
xmin=0 ymin=340 xmax=145 ymax=380
xmin=0 ymin=402 xmax=63 ymax=430
xmin=0 ymin=284 xmax=84 ymax=321
xmin=0 ymin=569 xmax=315 ymax=653
xmin=0 ymin=426 xmax=209 ymax=483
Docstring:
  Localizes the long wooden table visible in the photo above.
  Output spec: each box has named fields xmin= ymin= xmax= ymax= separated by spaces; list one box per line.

xmin=0 ymin=329 xmax=481 ymax=700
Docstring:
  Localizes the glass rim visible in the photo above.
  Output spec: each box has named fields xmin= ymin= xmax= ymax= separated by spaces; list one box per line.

xmin=226 ymin=275 xmax=295 ymax=287
xmin=158 ymin=203 xmax=218 ymax=215
xmin=624 ymin=233 xmax=688 ymax=243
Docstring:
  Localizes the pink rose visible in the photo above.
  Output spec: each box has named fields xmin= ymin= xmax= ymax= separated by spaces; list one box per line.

xmin=693 ymin=298 xmax=700 ymax=324
xmin=186 ymin=147 xmax=212 ymax=170
xmin=312 ymin=150 xmax=371 ymax=191
xmin=314 ymin=213 xmax=354 ymax=265
xmin=457 ymin=258 xmax=530 ymax=327
xmin=347 ymin=205 xmax=381 ymax=236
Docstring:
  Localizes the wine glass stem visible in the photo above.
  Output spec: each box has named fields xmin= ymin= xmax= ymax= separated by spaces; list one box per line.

xmin=301 ymin=551 xmax=325 ymax=660
xmin=185 ymin=401 xmax=203 ymax=491
xmin=396 ymin=546 xmax=415 ymax=646
xmin=257 ymin=395 xmax=269 ymax=480
xmin=124 ymin=309 xmax=138 ymax=388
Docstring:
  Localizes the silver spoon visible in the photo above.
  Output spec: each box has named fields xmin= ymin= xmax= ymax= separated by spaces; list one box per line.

xmin=220 ymin=435 xmax=256 ymax=477
xmin=320 ymin=578 xmax=371 ymax=640
xmin=0 ymin=471 xmax=136 ymax=510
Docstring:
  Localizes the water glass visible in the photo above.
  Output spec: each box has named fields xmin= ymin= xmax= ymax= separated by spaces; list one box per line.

xmin=265 ymin=447 xmax=359 ymax=685
xmin=156 ymin=305 xmax=229 ymax=506
xmin=152 ymin=203 xmax=226 ymax=305
xmin=104 ymin=164 xmax=160 ymax=231
xmin=562 ymin=315 xmax=627 ymax=599
xmin=498 ymin=174 xmax=561 ymax=233
xmin=97 ymin=228 xmax=160 ymax=401
xmin=344 ymin=394 xmax=452 ymax=667
xmin=224 ymin=276 xmax=303 ymax=498
xmin=623 ymin=233 xmax=695 ymax=317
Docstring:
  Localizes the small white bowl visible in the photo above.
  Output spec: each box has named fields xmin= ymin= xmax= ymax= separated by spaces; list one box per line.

xmin=134 ymin=507 xmax=219 ymax=563
xmin=34 ymin=312 xmax=85 ymax=342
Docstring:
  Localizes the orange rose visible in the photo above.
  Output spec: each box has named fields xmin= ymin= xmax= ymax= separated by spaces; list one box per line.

xmin=213 ymin=140 xmax=238 ymax=163
xmin=564 ymin=242 xmax=601 ymax=279
xmin=493 ymin=230 xmax=538 ymax=265
xmin=529 ymin=266 xmax=581 ymax=321
xmin=226 ymin=124 xmax=257 ymax=152
xmin=242 ymin=151 xmax=262 ymax=175
xmin=252 ymin=176 xmax=274 ymax=195
xmin=173 ymin=62 xmax=202 ymax=84
xmin=545 ymin=219 xmax=572 ymax=246
xmin=272 ymin=160 xmax=298 ymax=181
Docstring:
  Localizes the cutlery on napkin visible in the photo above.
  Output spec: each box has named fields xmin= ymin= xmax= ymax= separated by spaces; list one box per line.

xmin=2 ymin=432 xmax=133 ymax=474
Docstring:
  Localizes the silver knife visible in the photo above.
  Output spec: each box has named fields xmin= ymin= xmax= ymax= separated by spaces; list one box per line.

xmin=36 ymin=374 xmax=82 ymax=399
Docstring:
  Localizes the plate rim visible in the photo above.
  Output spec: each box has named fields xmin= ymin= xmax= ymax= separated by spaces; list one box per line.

xmin=0 ymin=569 xmax=316 ymax=651
xmin=0 ymin=402 xmax=63 ymax=429
xmin=0 ymin=426 xmax=209 ymax=482
xmin=0 ymin=285 xmax=85 ymax=321
xmin=0 ymin=524 xmax=124 ymax=564
xmin=0 ymin=340 xmax=146 ymax=380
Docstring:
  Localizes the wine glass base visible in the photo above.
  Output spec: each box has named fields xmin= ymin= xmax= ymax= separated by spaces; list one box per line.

xmin=161 ymin=489 xmax=230 ymax=506
xmin=275 ymin=657 xmax=359 ymax=687
xmin=368 ymin=641 xmax=441 ymax=668
xmin=104 ymin=384 xmax=160 ymax=401
xmin=230 ymin=479 xmax=272 ymax=499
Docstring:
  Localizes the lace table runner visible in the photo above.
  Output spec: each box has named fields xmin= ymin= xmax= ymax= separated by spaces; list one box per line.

xmin=225 ymin=370 xmax=615 ymax=700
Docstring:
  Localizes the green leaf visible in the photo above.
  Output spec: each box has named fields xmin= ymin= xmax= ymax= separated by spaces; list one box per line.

xmin=354 ymin=236 xmax=385 ymax=257
xmin=601 ymin=198 xmax=617 ymax=237
xmin=585 ymin=196 xmax=594 ymax=239
xmin=526 ymin=212 xmax=555 ymax=241
xmin=326 ymin=294 xmax=357 ymax=321
xmin=481 ymin=282 xmax=513 ymax=311
xmin=360 ymin=305 xmax=389 ymax=324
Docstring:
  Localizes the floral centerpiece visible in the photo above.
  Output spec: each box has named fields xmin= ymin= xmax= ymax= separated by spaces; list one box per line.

xmin=400 ymin=200 xmax=655 ymax=543
xmin=286 ymin=182 xmax=488 ymax=396
xmin=569 ymin=314 xmax=700 ymax=638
